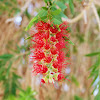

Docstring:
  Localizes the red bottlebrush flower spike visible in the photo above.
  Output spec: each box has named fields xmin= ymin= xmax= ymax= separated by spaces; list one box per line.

xmin=30 ymin=21 xmax=70 ymax=84
xmin=50 ymin=36 xmax=56 ymax=42
xmin=50 ymin=47 xmax=58 ymax=55
xmin=53 ymin=61 xmax=58 ymax=68
xmin=41 ymin=65 xmax=48 ymax=74
xmin=58 ymin=74 xmax=64 ymax=81
xmin=33 ymin=50 xmax=45 ymax=60
xmin=44 ymin=56 xmax=52 ymax=63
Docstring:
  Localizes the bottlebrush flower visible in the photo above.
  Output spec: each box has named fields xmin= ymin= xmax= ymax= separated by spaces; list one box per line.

xmin=33 ymin=49 xmax=45 ymax=60
xmin=44 ymin=56 xmax=52 ymax=63
xmin=50 ymin=47 xmax=58 ymax=55
xmin=58 ymin=73 xmax=64 ymax=81
xmin=30 ymin=21 xmax=70 ymax=84
xmin=50 ymin=36 xmax=56 ymax=42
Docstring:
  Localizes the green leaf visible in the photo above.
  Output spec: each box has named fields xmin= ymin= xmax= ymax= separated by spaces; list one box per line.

xmin=76 ymin=0 xmax=83 ymax=2
xmin=0 ymin=54 xmax=13 ymax=60
xmin=6 ymin=61 xmax=12 ymax=77
xmin=89 ymin=70 xmax=98 ymax=78
xmin=42 ymin=7 xmax=48 ymax=10
xmin=51 ymin=9 xmax=61 ymax=15
xmin=88 ymin=58 xmax=100 ymax=70
xmin=63 ymin=36 xmax=74 ymax=45
xmin=18 ymin=87 xmax=36 ymax=100
xmin=25 ymin=35 xmax=33 ymax=40
xmin=25 ymin=17 xmax=37 ymax=31
xmin=24 ymin=10 xmax=31 ymax=19
xmin=74 ymin=95 xmax=83 ymax=100
xmin=52 ymin=17 xmax=62 ymax=25
xmin=59 ymin=12 xmax=68 ymax=18
xmin=25 ymin=9 xmax=47 ymax=31
xmin=95 ymin=93 xmax=100 ymax=100
xmin=68 ymin=39 xmax=74 ymax=45
xmin=56 ymin=1 xmax=67 ymax=11
xmin=44 ymin=0 xmax=52 ymax=3
xmin=85 ymin=52 xmax=100 ymax=57
xmin=90 ymin=74 xmax=98 ymax=86
xmin=71 ymin=75 xmax=79 ymax=86
xmin=50 ymin=5 xmax=57 ymax=11
xmin=69 ymin=0 xmax=74 ymax=15
xmin=7 ymin=95 xmax=16 ymax=100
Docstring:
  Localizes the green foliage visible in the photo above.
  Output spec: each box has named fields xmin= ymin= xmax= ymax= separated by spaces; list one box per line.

xmin=86 ymin=52 xmax=100 ymax=99
xmin=0 ymin=51 xmax=35 ymax=100
xmin=51 ymin=9 xmax=61 ymax=15
xmin=0 ymin=0 xmax=20 ymax=16
xmin=74 ymin=95 xmax=83 ymax=100
xmin=69 ymin=0 xmax=74 ymax=15
xmin=95 ymin=92 xmax=100 ymax=100
xmin=25 ymin=9 xmax=48 ymax=31
xmin=97 ymin=8 xmax=100 ymax=17
xmin=56 ymin=1 xmax=67 ymax=11
xmin=52 ymin=17 xmax=62 ymax=24
xmin=44 ymin=0 xmax=52 ymax=3
xmin=63 ymin=36 xmax=74 ymax=45
xmin=75 ymin=0 xmax=83 ymax=2
xmin=85 ymin=52 xmax=100 ymax=57
xmin=24 ymin=10 xmax=31 ymax=20
xmin=25 ymin=0 xmax=68 ymax=31
xmin=0 ymin=54 xmax=13 ymax=60
xmin=0 ymin=54 xmax=21 ymax=99
xmin=18 ymin=87 xmax=37 ymax=100
xmin=71 ymin=75 xmax=79 ymax=86
xmin=76 ymin=34 xmax=84 ymax=43
xmin=6 ymin=87 xmax=37 ymax=100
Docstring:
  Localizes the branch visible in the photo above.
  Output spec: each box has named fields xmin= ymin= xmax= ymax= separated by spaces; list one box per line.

xmin=6 ymin=0 xmax=32 ymax=23
xmin=62 ymin=0 xmax=93 ymax=23
xmin=91 ymin=2 xmax=100 ymax=31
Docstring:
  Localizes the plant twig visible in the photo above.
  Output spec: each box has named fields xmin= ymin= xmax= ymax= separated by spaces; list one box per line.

xmin=91 ymin=2 xmax=100 ymax=31
xmin=62 ymin=0 xmax=93 ymax=23
xmin=5 ymin=0 xmax=32 ymax=23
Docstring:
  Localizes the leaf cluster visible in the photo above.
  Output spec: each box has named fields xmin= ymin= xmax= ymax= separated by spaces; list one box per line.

xmin=86 ymin=52 xmax=100 ymax=100
xmin=0 ymin=54 xmax=21 ymax=99
xmin=25 ymin=0 xmax=67 ymax=31
xmin=0 ymin=0 xmax=20 ymax=16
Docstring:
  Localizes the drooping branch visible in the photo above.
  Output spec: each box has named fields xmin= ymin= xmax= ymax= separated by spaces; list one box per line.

xmin=62 ymin=0 xmax=94 ymax=23
xmin=6 ymin=0 xmax=32 ymax=23
xmin=91 ymin=2 xmax=100 ymax=31
xmin=62 ymin=0 xmax=100 ymax=32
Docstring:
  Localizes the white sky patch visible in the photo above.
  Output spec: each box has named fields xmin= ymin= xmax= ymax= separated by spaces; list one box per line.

xmin=33 ymin=11 xmax=38 ymax=16
xmin=27 ymin=3 xmax=34 ymax=14
xmin=35 ymin=2 xmax=40 ymax=8
xmin=65 ymin=67 xmax=71 ymax=74
xmin=93 ymin=88 xmax=99 ymax=96
xmin=93 ymin=76 xmax=99 ymax=87
xmin=20 ymin=38 xmax=24 ymax=46
xmin=14 ymin=16 xmax=22 ymax=26
xmin=62 ymin=83 xmax=69 ymax=92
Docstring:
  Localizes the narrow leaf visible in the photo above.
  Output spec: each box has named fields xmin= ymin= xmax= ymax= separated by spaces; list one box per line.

xmin=6 ymin=61 xmax=12 ymax=77
xmin=51 ymin=9 xmax=61 ymax=15
xmin=56 ymin=1 xmax=67 ymax=11
xmin=69 ymin=0 xmax=74 ymax=15
xmin=63 ymin=36 xmax=74 ymax=45
xmin=85 ymin=52 xmax=100 ymax=57
xmin=0 ymin=54 xmax=13 ymax=60
xmin=25 ymin=17 xmax=37 ymax=31
xmin=25 ymin=9 xmax=47 ymax=31
xmin=52 ymin=18 xmax=62 ymax=25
